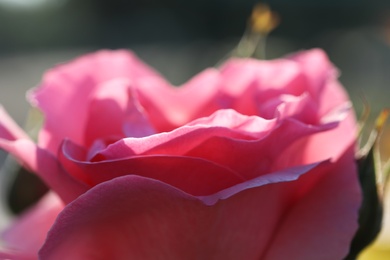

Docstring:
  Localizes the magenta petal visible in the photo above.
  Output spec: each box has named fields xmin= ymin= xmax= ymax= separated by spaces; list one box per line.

xmin=302 ymin=104 xmax=357 ymax=163
xmin=39 ymin=154 xmax=359 ymax=259
xmin=219 ymin=58 xmax=306 ymax=98
xmin=261 ymin=93 xmax=318 ymax=124
xmin=0 ymin=139 xmax=87 ymax=203
xmin=198 ymin=161 xmax=328 ymax=205
xmin=185 ymin=117 xmax=337 ymax=179
xmin=0 ymin=250 xmax=35 ymax=260
xmin=29 ymin=50 xmax=163 ymax=153
xmin=60 ymin=140 xmax=245 ymax=196
xmin=263 ymin=146 xmax=361 ymax=259
xmin=84 ymin=78 xmax=155 ymax=146
xmin=38 ymin=175 xmax=293 ymax=259
xmin=137 ymin=68 xmax=222 ymax=131
xmin=286 ymin=49 xmax=349 ymax=117
xmin=93 ymin=109 xmax=275 ymax=160
xmin=76 ymin=108 xmax=341 ymax=181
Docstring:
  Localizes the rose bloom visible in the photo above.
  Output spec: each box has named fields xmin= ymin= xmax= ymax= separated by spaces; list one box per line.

xmin=0 ymin=49 xmax=361 ymax=259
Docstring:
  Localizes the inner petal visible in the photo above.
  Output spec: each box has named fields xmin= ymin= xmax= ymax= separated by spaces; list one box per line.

xmin=84 ymin=78 xmax=155 ymax=148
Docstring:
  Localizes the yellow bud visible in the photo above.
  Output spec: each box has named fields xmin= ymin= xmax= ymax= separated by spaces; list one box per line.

xmin=250 ymin=3 xmax=279 ymax=34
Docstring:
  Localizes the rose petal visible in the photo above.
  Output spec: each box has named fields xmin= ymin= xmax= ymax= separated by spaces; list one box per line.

xmin=296 ymin=102 xmax=357 ymax=164
xmin=218 ymin=58 xmax=308 ymax=119
xmin=184 ymin=117 xmax=338 ymax=179
xmin=60 ymin=139 xmax=245 ymax=196
xmin=39 ymin=151 xmax=360 ymax=260
xmin=84 ymin=78 xmax=155 ymax=147
xmin=284 ymin=50 xmax=358 ymax=164
xmin=29 ymin=50 xmax=162 ymax=154
xmin=219 ymin=58 xmax=306 ymax=97
xmin=0 ymin=250 xmax=35 ymax=260
xmin=59 ymin=107 xmax=340 ymax=193
xmin=261 ymin=93 xmax=319 ymax=124
xmin=77 ymin=108 xmax=340 ymax=180
xmin=1 ymin=192 xmax=63 ymax=257
xmin=271 ymin=101 xmax=354 ymax=170
xmin=184 ymin=108 xmax=276 ymax=136
xmin=262 ymin=145 xmax=361 ymax=260
xmin=137 ymin=68 xmax=223 ymax=131
xmin=92 ymin=109 xmax=275 ymax=161
xmin=199 ymin=161 xmax=327 ymax=206
xmin=287 ymin=49 xmax=349 ymax=117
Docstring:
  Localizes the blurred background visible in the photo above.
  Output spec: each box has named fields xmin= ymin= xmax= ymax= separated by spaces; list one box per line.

xmin=0 ymin=0 xmax=390 ymax=122
xmin=0 ymin=0 xmax=390 ymax=258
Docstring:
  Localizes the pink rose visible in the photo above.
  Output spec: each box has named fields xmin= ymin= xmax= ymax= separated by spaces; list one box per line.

xmin=0 ymin=49 xmax=361 ymax=259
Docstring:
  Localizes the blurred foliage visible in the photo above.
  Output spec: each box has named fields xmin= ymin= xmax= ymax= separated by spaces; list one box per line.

xmin=358 ymin=123 xmax=390 ymax=259
xmin=7 ymin=166 xmax=48 ymax=214
xmin=346 ymin=110 xmax=389 ymax=259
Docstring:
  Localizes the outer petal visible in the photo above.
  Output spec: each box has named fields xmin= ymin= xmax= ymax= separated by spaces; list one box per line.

xmin=29 ymin=50 xmax=163 ymax=154
xmin=263 ymin=145 xmax=360 ymax=259
xmin=1 ymin=192 xmax=63 ymax=258
xmin=39 ymin=152 xmax=360 ymax=260
xmin=0 ymin=250 xmax=35 ymax=260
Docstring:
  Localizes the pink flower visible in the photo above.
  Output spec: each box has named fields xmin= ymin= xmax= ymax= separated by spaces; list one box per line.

xmin=0 ymin=49 xmax=361 ymax=259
